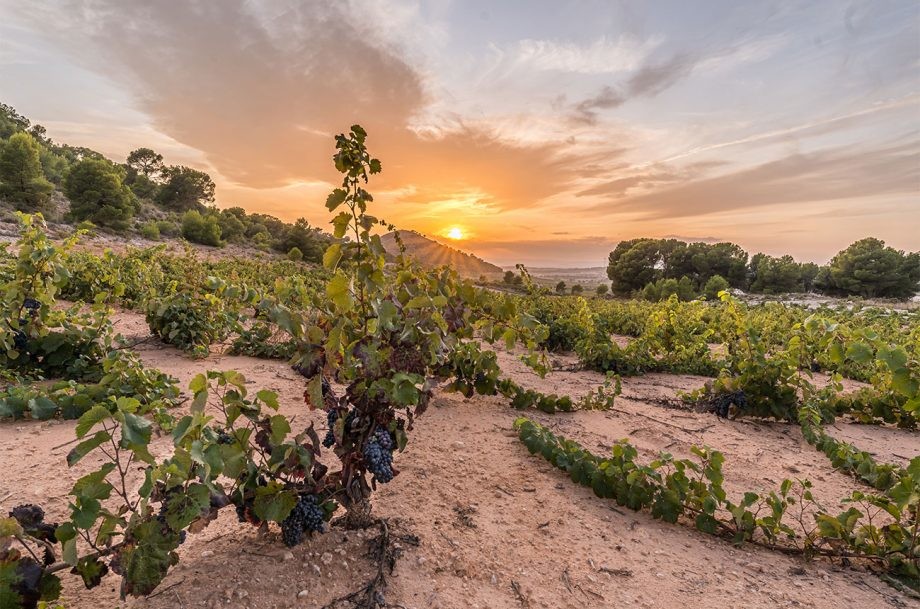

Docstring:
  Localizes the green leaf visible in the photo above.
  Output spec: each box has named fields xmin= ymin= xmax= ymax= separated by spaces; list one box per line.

xmin=119 ymin=519 xmax=182 ymax=597
xmin=877 ymin=346 xmax=908 ymax=372
xmin=72 ymin=556 xmax=108 ymax=589
xmin=76 ymin=405 xmax=112 ymax=438
xmin=890 ymin=369 xmax=919 ymax=398
xmin=71 ymin=463 xmax=116 ymax=501
xmin=845 ymin=342 xmax=873 ymax=364
xmin=332 ymin=212 xmax=351 ymax=239
xmin=0 ymin=560 xmax=24 ymax=609
xmin=121 ymin=412 xmax=153 ymax=447
xmin=257 ymin=389 xmax=279 ymax=410
xmin=0 ymin=517 xmax=23 ymax=538
xmin=323 ymin=243 xmax=342 ymax=270
xmin=325 ymin=188 xmax=347 ymax=211
xmin=270 ymin=415 xmax=291 ymax=444
xmin=37 ymin=571 xmax=61 ymax=601
xmin=827 ymin=342 xmax=845 ymax=365
xmin=252 ymin=486 xmax=297 ymax=523
xmin=189 ymin=374 xmax=207 ymax=394
xmin=163 ymin=484 xmax=210 ymax=531
xmin=306 ymin=375 xmax=323 ymax=409
xmin=405 ymin=296 xmax=430 ymax=309
xmin=29 ymin=397 xmax=59 ymax=420
xmin=67 ymin=431 xmax=112 ymax=467
xmin=326 ymin=273 xmax=353 ymax=311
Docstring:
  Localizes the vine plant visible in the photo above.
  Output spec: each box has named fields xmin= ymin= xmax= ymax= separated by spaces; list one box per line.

xmin=0 ymin=125 xmax=548 ymax=607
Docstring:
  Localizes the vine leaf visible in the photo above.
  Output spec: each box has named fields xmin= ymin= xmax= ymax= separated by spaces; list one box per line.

xmin=252 ymin=485 xmax=297 ymax=523
xmin=72 ymin=555 xmax=108 ymax=588
xmin=118 ymin=520 xmax=181 ymax=597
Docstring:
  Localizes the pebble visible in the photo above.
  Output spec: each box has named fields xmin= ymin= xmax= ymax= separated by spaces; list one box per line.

xmin=321 ymin=552 xmax=333 ymax=565
xmin=297 ymin=590 xmax=309 ymax=599
xmin=282 ymin=551 xmax=295 ymax=561
xmin=201 ymin=550 xmax=214 ymax=558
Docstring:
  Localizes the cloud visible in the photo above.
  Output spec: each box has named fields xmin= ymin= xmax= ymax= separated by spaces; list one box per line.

xmin=507 ymin=35 xmax=658 ymax=74
xmin=627 ymin=53 xmax=698 ymax=97
xmin=572 ymin=86 xmax=626 ymax=124
xmin=571 ymin=53 xmax=699 ymax=124
xmin=576 ymin=159 xmax=725 ymax=198
xmin=597 ymin=139 xmax=919 ymax=219
xmin=4 ymin=0 xmax=590 ymax=212
xmin=657 ymin=94 xmax=920 ymax=164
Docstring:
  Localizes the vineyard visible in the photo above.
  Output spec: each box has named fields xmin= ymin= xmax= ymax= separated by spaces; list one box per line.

xmin=0 ymin=127 xmax=917 ymax=609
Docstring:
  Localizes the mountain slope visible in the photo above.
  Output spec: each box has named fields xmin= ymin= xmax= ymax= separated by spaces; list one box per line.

xmin=381 ymin=230 xmax=502 ymax=277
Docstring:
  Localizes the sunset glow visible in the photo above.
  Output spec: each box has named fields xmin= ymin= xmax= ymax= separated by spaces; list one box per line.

xmin=1 ymin=1 xmax=916 ymax=267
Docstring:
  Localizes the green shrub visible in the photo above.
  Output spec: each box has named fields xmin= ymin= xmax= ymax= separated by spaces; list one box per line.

xmin=145 ymin=291 xmax=237 ymax=357
xmin=229 ymin=322 xmax=296 ymax=359
xmin=139 ymin=221 xmax=160 ymax=240
xmin=75 ymin=220 xmax=96 ymax=234
xmin=703 ymin=274 xmax=729 ymax=300
xmin=64 ymin=158 xmax=138 ymax=229
xmin=287 ymin=246 xmax=303 ymax=261
xmin=181 ymin=210 xmax=223 ymax=247
xmin=156 ymin=219 xmax=179 ymax=237
xmin=0 ymin=132 xmax=54 ymax=212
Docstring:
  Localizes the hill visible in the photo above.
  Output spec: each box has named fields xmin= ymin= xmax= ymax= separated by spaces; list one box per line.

xmin=381 ymin=230 xmax=503 ymax=277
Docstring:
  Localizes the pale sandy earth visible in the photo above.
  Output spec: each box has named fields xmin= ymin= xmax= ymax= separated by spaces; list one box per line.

xmin=0 ymin=309 xmax=917 ymax=609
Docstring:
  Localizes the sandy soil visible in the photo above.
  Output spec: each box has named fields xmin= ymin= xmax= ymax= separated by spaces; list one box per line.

xmin=0 ymin=309 xmax=918 ymax=609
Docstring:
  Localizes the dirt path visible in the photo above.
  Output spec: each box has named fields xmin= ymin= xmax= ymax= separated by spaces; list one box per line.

xmin=0 ymin=310 xmax=917 ymax=608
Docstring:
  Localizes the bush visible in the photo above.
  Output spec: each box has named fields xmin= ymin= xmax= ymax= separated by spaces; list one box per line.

xmin=0 ymin=132 xmax=54 ymax=212
xmin=595 ymin=284 xmax=609 ymax=296
xmin=181 ymin=210 xmax=223 ymax=247
xmin=139 ymin=221 xmax=160 ymax=240
xmin=703 ymin=274 xmax=729 ymax=300
xmin=145 ymin=291 xmax=237 ymax=357
xmin=75 ymin=220 xmax=96 ymax=234
xmin=287 ymin=246 xmax=303 ymax=261
xmin=64 ymin=158 xmax=137 ymax=229
xmin=217 ymin=210 xmax=246 ymax=243
xmin=156 ymin=219 xmax=179 ymax=237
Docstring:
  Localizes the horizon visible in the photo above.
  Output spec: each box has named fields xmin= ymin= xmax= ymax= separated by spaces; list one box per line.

xmin=1 ymin=1 xmax=918 ymax=267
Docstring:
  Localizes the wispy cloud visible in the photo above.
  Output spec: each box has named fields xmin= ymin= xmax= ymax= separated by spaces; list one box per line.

xmin=507 ymin=35 xmax=659 ymax=74
xmin=597 ymin=139 xmax=919 ymax=219
xmin=657 ymin=94 xmax=920 ymax=164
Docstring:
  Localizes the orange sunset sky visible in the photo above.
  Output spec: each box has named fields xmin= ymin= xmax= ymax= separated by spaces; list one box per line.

xmin=1 ymin=1 xmax=917 ymax=266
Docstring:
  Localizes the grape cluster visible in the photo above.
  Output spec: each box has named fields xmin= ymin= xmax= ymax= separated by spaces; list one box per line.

xmin=362 ymin=427 xmax=395 ymax=483
xmin=322 ymin=409 xmax=338 ymax=448
xmin=13 ymin=329 xmax=27 ymax=351
xmin=710 ymin=390 xmax=747 ymax=418
xmin=281 ymin=494 xmax=326 ymax=547
xmin=216 ymin=429 xmax=235 ymax=445
xmin=22 ymin=298 xmax=40 ymax=312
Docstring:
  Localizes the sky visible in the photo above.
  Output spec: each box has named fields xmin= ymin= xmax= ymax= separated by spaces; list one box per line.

xmin=1 ymin=0 xmax=917 ymax=267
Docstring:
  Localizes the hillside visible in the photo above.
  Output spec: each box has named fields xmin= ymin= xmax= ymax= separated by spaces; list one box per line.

xmin=381 ymin=230 xmax=503 ymax=277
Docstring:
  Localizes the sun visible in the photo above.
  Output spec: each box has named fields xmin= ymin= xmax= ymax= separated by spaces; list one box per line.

xmin=446 ymin=227 xmax=465 ymax=240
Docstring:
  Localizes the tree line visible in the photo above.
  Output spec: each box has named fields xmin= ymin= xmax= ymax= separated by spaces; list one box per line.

xmin=606 ymin=237 xmax=920 ymax=300
xmin=0 ymin=103 xmax=331 ymax=261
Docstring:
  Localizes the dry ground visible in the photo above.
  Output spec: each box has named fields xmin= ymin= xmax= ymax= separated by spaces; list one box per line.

xmin=0 ymin=308 xmax=918 ymax=609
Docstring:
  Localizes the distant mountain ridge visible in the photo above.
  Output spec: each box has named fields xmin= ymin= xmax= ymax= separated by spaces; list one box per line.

xmin=380 ymin=230 xmax=502 ymax=277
